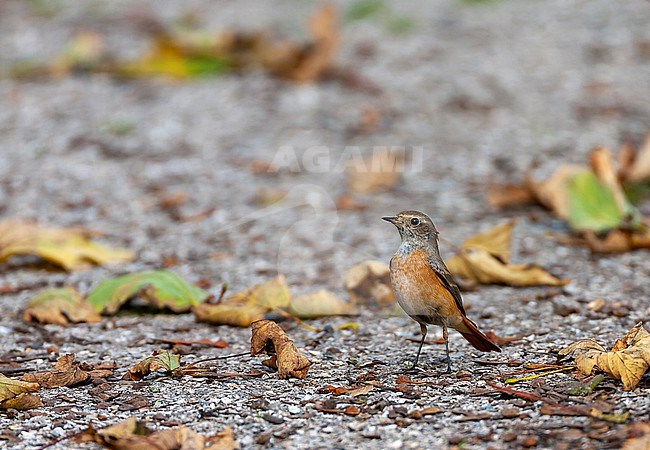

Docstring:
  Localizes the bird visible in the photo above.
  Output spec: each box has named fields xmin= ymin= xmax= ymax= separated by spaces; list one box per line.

xmin=383 ymin=210 xmax=500 ymax=372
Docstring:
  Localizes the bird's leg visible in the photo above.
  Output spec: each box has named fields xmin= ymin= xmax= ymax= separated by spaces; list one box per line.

xmin=442 ymin=322 xmax=451 ymax=373
xmin=409 ymin=323 xmax=428 ymax=370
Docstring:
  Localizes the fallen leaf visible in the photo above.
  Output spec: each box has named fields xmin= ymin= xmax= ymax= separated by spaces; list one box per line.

xmin=0 ymin=392 xmax=43 ymax=410
xmin=560 ymin=322 xmax=650 ymax=390
xmin=446 ymin=221 xmax=566 ymax=287
xmin=323 ymin=384 xmax=373 ymax=397
xmin=0 ymin=220 xmax=134 ymax=271
xmin=193 ymin=275 xmax=290 ymax=327
xmin=584 ymin=225 xmax=650 ymax=253
xmin=528 ymin=164 xmax=586 ymax=221
xmin=250 ymin=320 xmax=311 ymax=379
xmin=486 ymin=183 xmax=536 ymax=209
xmin=0 ymin=374 xmax=40 ymax=409
xmin=344 ymin=260 xmax=395 ymax=308
xmin=23 ymin=287 xmax=102 ymax=326
xmin=87 ymin=270 xmax=209 ymax=315
xmin=288 ymin=289 xmax=358 ymax=319
xmin=77 ymin=417 xmax=211 ymax=450
xmin=409 ymin=406 xmax=443 ymax=419
xmin=347 ymin=149 xmax=403 ymax=194
xmin=124 ymin=350 xmax=181 ymax=381
xmin=620 ymin=134 xmax=650 ymax=183
xmin=194 ymin=303 xmax=269 ymax=327
xmin=22 ymin=354 xmax=90 ymax=388
xmin=270 ymin=3 xmax=339 ymax=83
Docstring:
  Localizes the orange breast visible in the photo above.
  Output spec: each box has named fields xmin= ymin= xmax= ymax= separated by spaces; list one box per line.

xmin=390 ymin=248 xmax=463 ymax=327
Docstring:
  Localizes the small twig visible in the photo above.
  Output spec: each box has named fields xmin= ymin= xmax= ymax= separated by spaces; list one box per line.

xmin=271 ymin=308 xmax=322 ymax=332
xmin=504 ymin=366 xmax=574 ymax=384
xmin=487 ymin=381 xmax=628 ymax=424
xmin=183 ymin=351 xmax=250 ymax=369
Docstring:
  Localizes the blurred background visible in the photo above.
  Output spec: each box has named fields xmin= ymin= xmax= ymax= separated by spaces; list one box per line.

xmin=1 ymin=0 xmax=649 ymax=289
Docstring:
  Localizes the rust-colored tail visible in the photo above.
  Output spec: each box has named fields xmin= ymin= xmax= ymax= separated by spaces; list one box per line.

xmin=458 ymin=316 xmax=501 ymax=352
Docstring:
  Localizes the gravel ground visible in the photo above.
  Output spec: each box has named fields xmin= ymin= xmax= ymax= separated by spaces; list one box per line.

xmin=1 ymin=0 xmax=649 ymax=449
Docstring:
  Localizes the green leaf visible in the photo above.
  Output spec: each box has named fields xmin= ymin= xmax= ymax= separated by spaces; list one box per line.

xmin=124 ymin=350 xmax=181 ymax=381
xmin=87 ymin=270 xmax=209 ymax=315
xmin=567 ymin=171 xmax=640 ymax=233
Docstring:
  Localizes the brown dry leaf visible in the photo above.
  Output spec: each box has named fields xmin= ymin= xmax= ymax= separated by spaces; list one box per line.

xmin=78 ymin=417 xmax=210 ymax=450
xmin=620 ymin=134 xmax=650 ymax=183
xmin=0 ymin=220 xmax=134 ymax=271
xmin=446 ymin=221 xmax=566 ymax=287
xmin=250 ymin=320 xmax=311 ymax=379
xmin=123 ymin=350 xmax=180 ymax=381
xmin=486 ymin=183 xmax=536 ymax=209
xmin=346 ymin=149 xmax=403 ymax=194
xmin=23 ymin=287 xmax=102 ymax=326
xmin=622 ymin=422 xmax=650 ymax=450
xmin=270 ymin=3 xmax=339 ymax=83
xmin=288 ymin=289 xmax=358 ymax=319
xmin=560 ymin=322 xmax=650 ymax=390
xmin=344 ymin=260 xmax=395 ymax=308
xmin=193 ymin=276 xmax=291 ymax=327
xmin=585 ymin=225 xmax=650 ymax=253
xmin=1 ymin=392 xmax=43 ymax=410
xmin=324 ymin=384 xmax=373 ymax=397
xmin=0 ymin=374 xmax=40 ymax=409
xmin=22 ymin=354 xmax=90 ymax=388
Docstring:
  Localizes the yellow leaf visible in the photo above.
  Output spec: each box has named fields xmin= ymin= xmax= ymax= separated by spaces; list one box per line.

xmin=560 ymin=322 xmax=650 ymax=391
xmin=0 ymin=220 xmax=134 ymax=271
xmin=250 ymin=320 xmax=311 ymax=379
xmin=1 ymin=393 xmax=43 ymax=410
xmin=227 ymin=275 xmax=291 ymax=309
xmin=288 ymin=289 xmax=358 ymax=319
xmin=446 ymin=221 xmax=566 ymax=287
xmin=193 ymin=276 xmax=290 ymax=327
xmin=0 ymin=374 xmax=40 ymax=405
xmin=193 ymin=303 xmax=268 ymax=327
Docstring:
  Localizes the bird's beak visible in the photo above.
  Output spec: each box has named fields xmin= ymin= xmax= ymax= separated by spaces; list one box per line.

xmin=382 ymin=216 xmax=398 ymax=225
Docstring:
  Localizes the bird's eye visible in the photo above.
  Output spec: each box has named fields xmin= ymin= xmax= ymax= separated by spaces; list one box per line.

xmin=410 ymin=218 xmax=420 ymax=226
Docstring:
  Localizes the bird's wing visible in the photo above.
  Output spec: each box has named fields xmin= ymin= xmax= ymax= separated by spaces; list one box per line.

xmin=427 ymin=255 xmax=467 ymax=317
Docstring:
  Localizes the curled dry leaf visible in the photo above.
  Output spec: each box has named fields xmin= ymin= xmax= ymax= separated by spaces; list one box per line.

xmin=22 ymin=354 xmax=90 ymax=388
xmin=23 ymin=287 xmax=102 ymax=326
xmin=560 ymin=322 xmax=650 ymax=391
xmin=344 ymin=260 xmax=395 ymax=308
xmin=0 ymin=374 xmax=40 ymax=410
xmin=87 ymin=270 xmax=209 ymax=315
xmin=76 ymin=416 xmax=214 ymax=450
xmin=346 ymin=149 xmax=403 ymax=194
xmin=193 ymin=275 xmax=290 ymax=327
xmin=250 ymin=320 xmax=311 ymax=379
xmin=0 ymin=220 xmax=133 ymax=271
xmin=446 ymin=221 xmax=567 ymax=287
xmin=124 ymin=350 xmax=181 ymax=381
xmin=620 ymin=134 xmax=650 ymax=183
xmin=288 ymin=289 xmax=358 ymax=319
